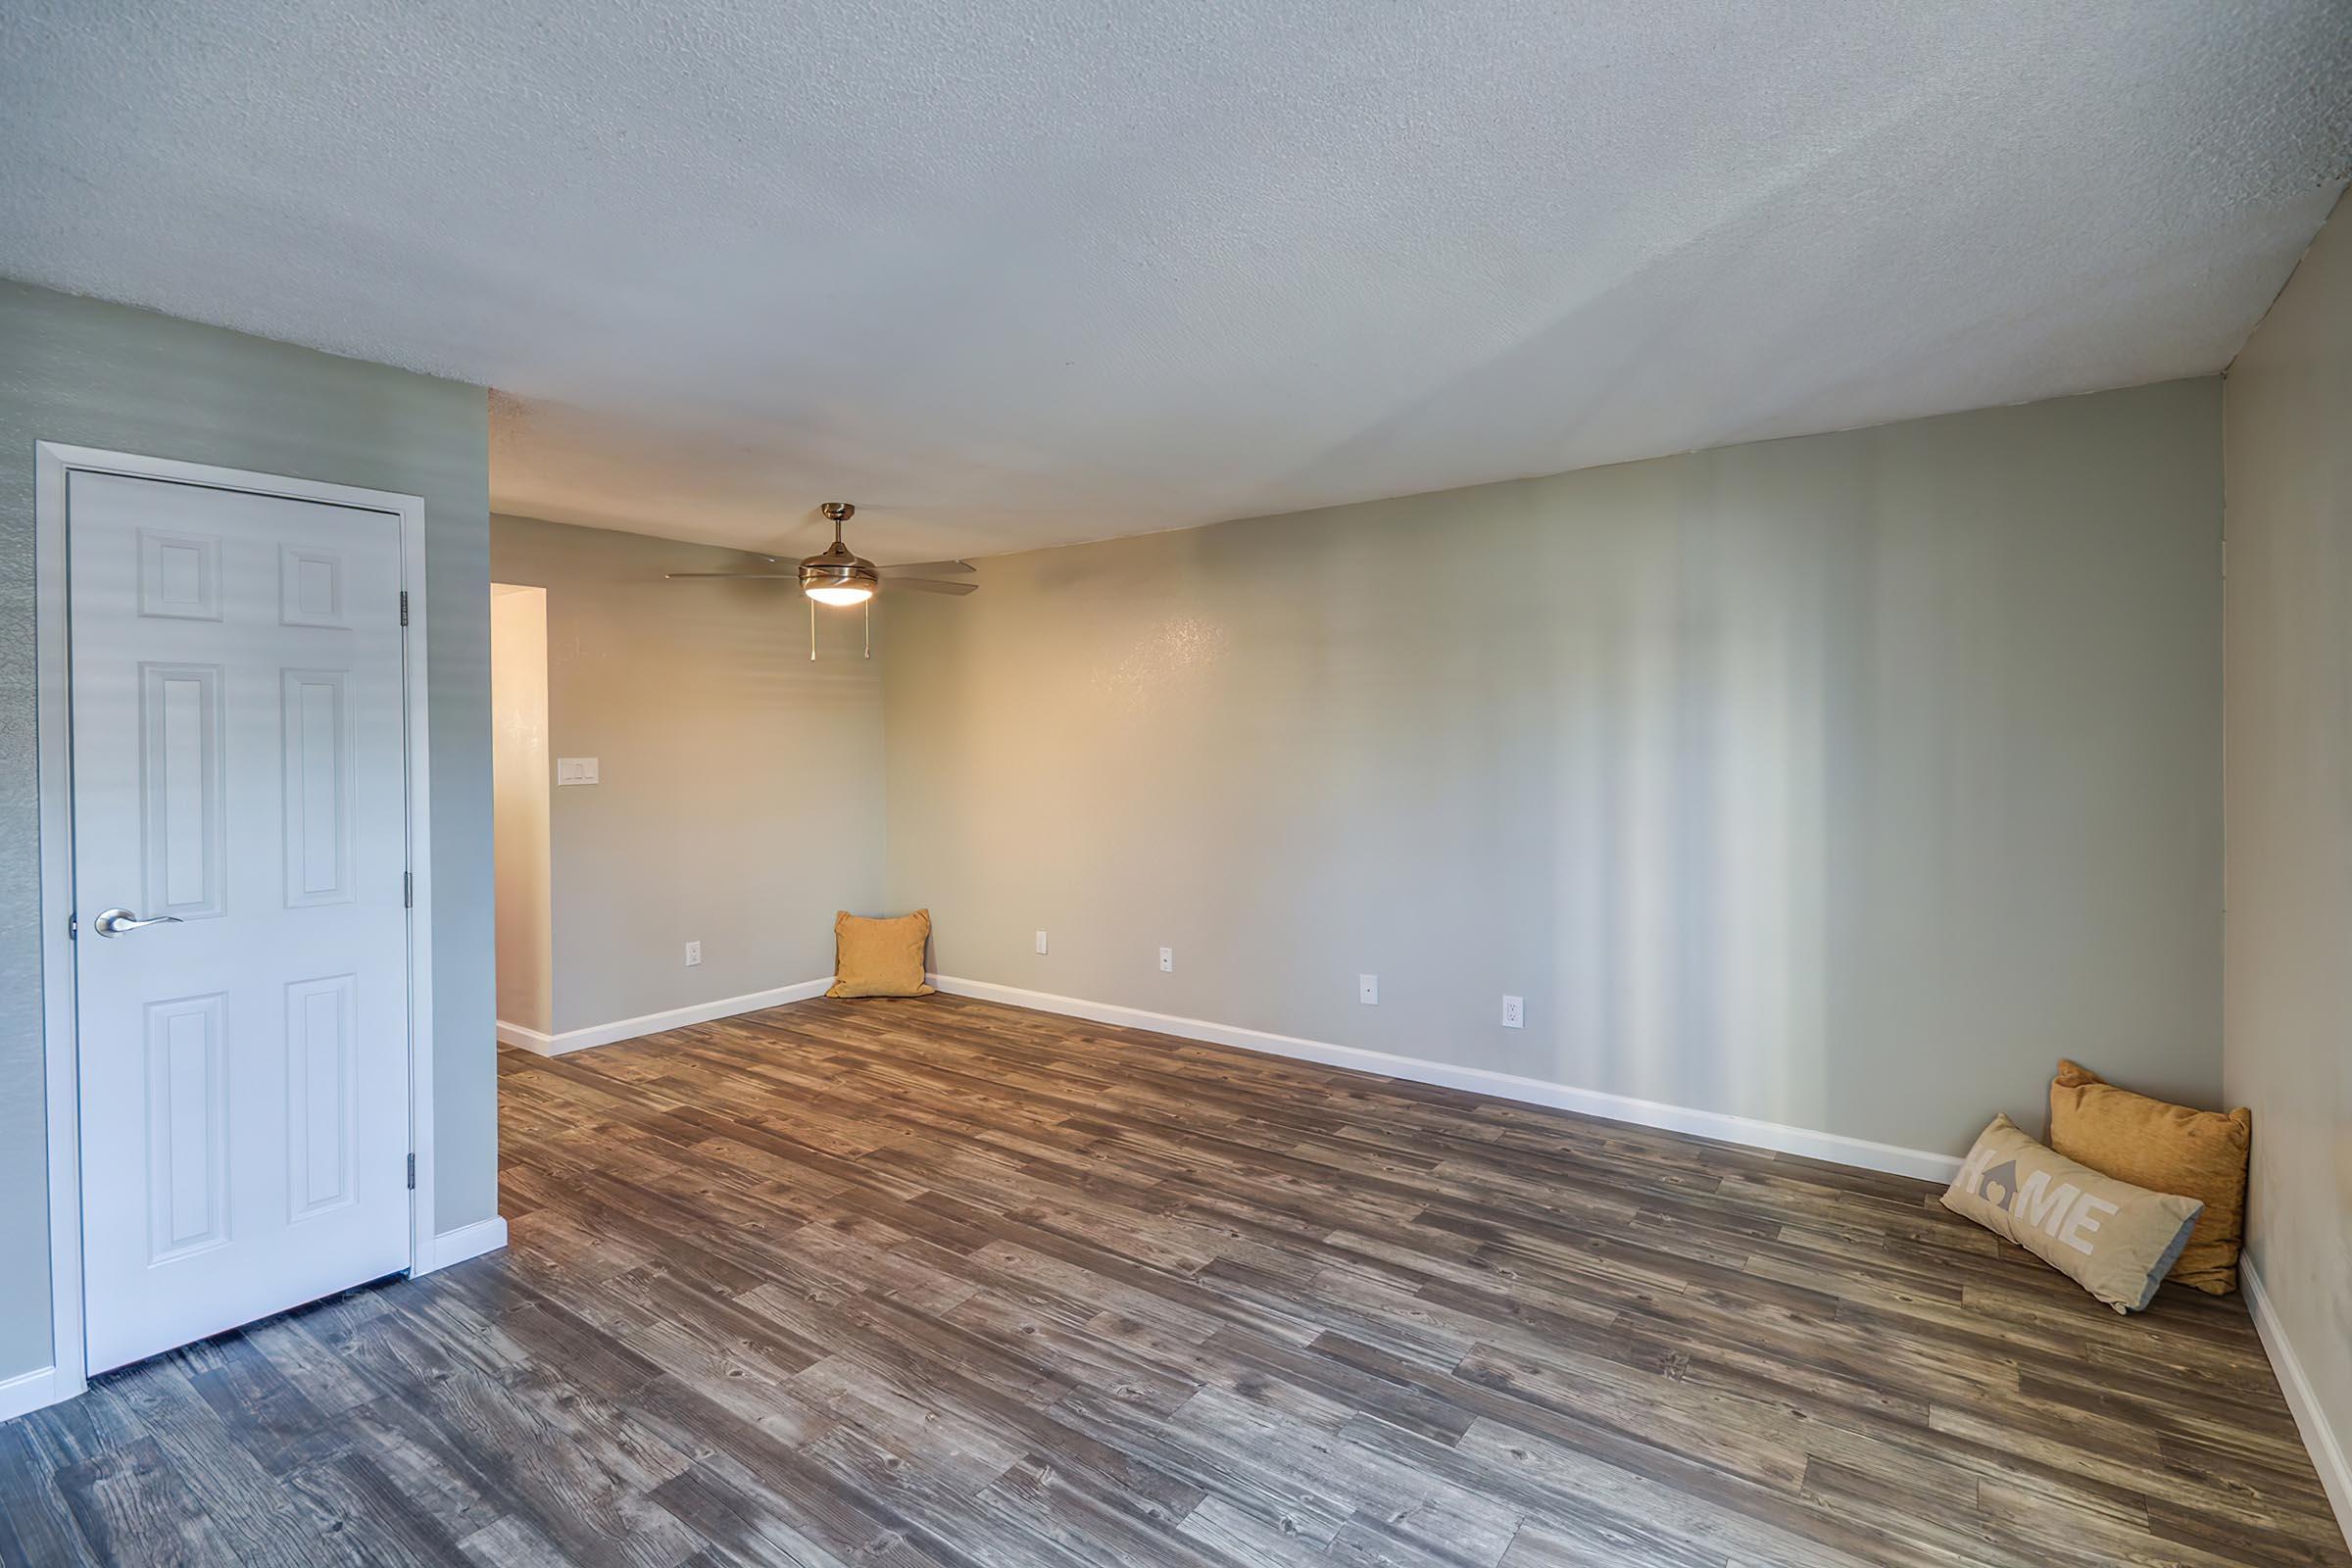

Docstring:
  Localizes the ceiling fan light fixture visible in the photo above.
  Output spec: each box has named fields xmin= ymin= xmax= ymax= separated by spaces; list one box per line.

xmin=799 ymin=505 xmax=880 ymax=603
xmin=663 ymin=504 xmax=972 ymax=628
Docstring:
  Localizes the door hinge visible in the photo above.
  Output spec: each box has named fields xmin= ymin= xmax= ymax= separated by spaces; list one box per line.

xmin=407 ymin=1153 xmax=416 ymax=1190
xmin=67 ymin=913 xmax=77 ymax=941
xmin=403 ymin=871 xmax=413 ymax=908
xmin=399 ymin=590 xmax=410 ymax=626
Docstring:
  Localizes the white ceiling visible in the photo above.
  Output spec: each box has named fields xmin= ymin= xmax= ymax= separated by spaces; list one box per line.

xmin=4 ymin=3 xmax=2348 ymax=563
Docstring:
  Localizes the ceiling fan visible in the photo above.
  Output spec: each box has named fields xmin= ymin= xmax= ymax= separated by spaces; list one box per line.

xmin=664 ymin=503 xmax=974 ymax=659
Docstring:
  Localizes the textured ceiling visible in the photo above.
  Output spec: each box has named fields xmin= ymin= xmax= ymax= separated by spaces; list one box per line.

xmin=4 ymin=3 xmax=2349 ymax=562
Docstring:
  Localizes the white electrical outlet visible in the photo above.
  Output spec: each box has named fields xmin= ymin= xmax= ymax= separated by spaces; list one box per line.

xmin=1359 ymin=974 xmax=1379 ymax=1005
xmin=1035 ymin=930 xmax=1050 ymax=956
xmin=684 ymin=941 xmax=702 ymax=967
xmin=1501 ymin=994 xmax=1524 ymax=1028
xmin=1159 ymin=947 xmax=1173 ymax=972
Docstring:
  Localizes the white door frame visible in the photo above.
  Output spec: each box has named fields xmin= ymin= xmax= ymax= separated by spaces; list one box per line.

xmin=33 ymin=442 xmax=439 ymax=1406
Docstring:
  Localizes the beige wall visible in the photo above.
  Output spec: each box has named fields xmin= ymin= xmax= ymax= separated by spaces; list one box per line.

xmin=883 ymin=380 xmax=2224 ymax=1158
xmin=2224 ymin=193 xmax=2352 ymax=1520
xmin=491 ymin=515 xmax=885 ymax=1035
xmin=492 ymin=585 xmax=554 ymax=1033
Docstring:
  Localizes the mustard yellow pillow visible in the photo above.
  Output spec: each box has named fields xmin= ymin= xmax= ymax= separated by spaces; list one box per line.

xmin=2049 ymin=1059 xmax=2249 ymax=1296
xmin=826 ymin=909 xmax=936 ymax=999
xmin=1943 ymin=1114 xmax=2203 ymax=1314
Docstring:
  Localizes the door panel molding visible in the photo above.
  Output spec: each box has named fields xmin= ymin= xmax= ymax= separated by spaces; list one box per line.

xmin=141 ymin=990 xmax=231 ymax=1263
xmin=284 ymin=972 xmax=360 ymax=1222
xmin=34 ymin=443 xmax=440 ymax=1410
xmin=138 ymin=661 xmax=228 ymax=917
xmin=279 ymin=667 xmax=359 ymax=907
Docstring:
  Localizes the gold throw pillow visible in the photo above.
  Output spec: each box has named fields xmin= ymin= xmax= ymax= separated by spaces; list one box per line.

xmin=826 ymin=909 xmax=936 ymax=999
xmin=2049 ymin=1059 xmax=2250 ymax=1296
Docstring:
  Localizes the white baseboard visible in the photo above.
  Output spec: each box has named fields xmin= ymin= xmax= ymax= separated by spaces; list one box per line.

xmin=2244 ymin=1259 xmax=2352 ymax=1555
xmin=497 ymin=978 xmax=833 ymax=1057
xmin=927 ymin=975 xmax=1962 ymax=1185
xmin=417 ymin=1215 xmax=510 ymax=1275
xmin=494 ymin=1017 xmax=559 ymax=1052
xmin=0 ymin=1364 xmax=64 ymax=1424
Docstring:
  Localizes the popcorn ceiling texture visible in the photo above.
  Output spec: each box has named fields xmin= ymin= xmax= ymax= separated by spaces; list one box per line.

xmin=2 ymin=1 xmax=2348 ymax=561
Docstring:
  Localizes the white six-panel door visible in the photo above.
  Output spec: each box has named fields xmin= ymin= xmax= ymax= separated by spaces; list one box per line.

xmin=68 ymin=469 xmax=413 ymax=1375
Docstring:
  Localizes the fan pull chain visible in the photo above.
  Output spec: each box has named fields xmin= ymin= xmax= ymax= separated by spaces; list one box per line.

xmin=864 ymin=601 xmax=871 ymax=660
xmin=809 ymin=599 xmax=817 ymax=662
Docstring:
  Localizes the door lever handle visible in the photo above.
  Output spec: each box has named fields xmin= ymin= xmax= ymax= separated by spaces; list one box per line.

xmin=92 ymin=906 xmax=183 ymax=937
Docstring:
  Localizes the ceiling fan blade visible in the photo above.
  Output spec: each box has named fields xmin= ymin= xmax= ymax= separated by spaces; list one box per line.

xmin=663 ymin=571 xmax=799 ymax=580
xmin=876 ymin=560 xmax=976 ymax=577
xmin=886 ymin=577 xmax=978 ymax=596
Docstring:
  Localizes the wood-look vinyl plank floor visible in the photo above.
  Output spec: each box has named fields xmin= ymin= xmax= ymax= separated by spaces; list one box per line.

xmin=2 ymin=993 xmax=2342 ymax=1567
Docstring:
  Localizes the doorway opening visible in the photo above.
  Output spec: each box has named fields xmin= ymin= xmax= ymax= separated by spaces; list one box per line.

xmin=491 ymin=584 xmax=552 ymax=1042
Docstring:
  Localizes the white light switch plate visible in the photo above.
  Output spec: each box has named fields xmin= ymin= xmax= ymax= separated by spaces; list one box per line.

xmin=1358 ymin=974 xmax=1379 ymax=1005
xmin=1159 ymin=947 xmax=1173 ymax=972
xmin=1035 ymin=930 xmax=1050 ymax=955
xmin=556 ymin=757 xmax=600 ymax=786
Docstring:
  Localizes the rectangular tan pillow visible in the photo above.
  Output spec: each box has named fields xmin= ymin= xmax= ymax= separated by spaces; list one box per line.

xmin=826 ymin=908 xmax=936 ymax=999
xmin=2049 ymin=1059 xmax=2250 ymax=1296
xmin=1942 ymin=1114 xmax=2202 ymax=1314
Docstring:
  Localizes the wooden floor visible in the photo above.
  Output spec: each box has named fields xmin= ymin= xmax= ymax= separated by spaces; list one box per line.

xmin=3 ymin=996 xmax=2343 ymax=1567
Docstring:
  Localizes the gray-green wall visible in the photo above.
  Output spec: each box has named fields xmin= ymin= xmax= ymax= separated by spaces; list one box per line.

xmin=2224 ymin=192 xmax=2352 ymax=1533
xmin=884 ymin=379 xmax=2224 ymax=1158
xmin=0 ymin=280 xmax=496 ymax=1384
